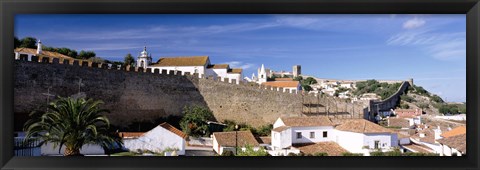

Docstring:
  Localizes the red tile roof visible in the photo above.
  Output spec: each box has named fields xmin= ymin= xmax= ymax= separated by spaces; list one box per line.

xmin=437 ymin=134 xmax=466 ymax=153
xmin=280 ymin=116 xmax=335 ymax=127
xmin=262 ymin=81 xmax=300 ymax=88
xmin=213 ymin=131 xmax=259 ymax=147
xmin=441 ymin=126 xmax=466 ymax=138
xmin=118 ymin=132 xmax=145 ymax=138
xmin=272 ymin=126 xmax=290 ymax=132
xmin=151 ymin=56 xmax=209 ymax=66
xmin=335 ymin=119 xmax=393 ymax=134
xmin=293 ymin=142 xmax=349 ymax=156
xmin=159 ymin=122 xmax=188 ymax=139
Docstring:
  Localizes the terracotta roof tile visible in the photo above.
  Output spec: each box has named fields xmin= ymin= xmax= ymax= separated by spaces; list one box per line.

xmin=256 ymin=136 xmax=271 ymax=144
xmin=272 ymin=126 xmax=290 ymax=132
xmin=335 ymin=119 xmax=393 ymax=134
xmin=118 ymin=132 xmax=145 ymax=138
xmin=151 ymin=56 xmax=209 ymax=66
xmin=213 ymin=131 xmax=259 ymax=147
xmin=437 ymin=134 xmax=466 ymax=153
xmin=402 ymin=143 xmax=434 ymax=153
xmin=159 ymin=122 xmax=188 ymax=139
xmin=228 ymin=68 xmax=242 ymax=74
xmin=280 ymin=116 xmax=335 ymax=127
xmin=262 ymin=81 xmax=300 ymax=88
xmin=388 ymin=118 xmax=411 ymax=128
xmin=441 ymin=126 xmax=466 ymax=138
xmin=293 ymin=142 xmax=348 ymax=156
xmin=275 ymin=78 xmax=294 ymax=81
xmin=207 ymin=64 xmax=229 ymax=69
xmin=15 ymin=48 xmax=75 ymax=60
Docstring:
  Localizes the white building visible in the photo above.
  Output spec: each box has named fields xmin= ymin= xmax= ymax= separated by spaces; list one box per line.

xmin=212 ymin=131 xmax=260 ymax=155
xmin=270 ymin=117 xmax=400 ymax=156
xmin=122 ymin=122 xmax=187 ymax=155
xmin=137 ymin=47 xmax=243 ymax=84
xmin=14 ymin=40 xmax=74 ymax=61
xmin=437 ymin=134 xmax=465 ymax=156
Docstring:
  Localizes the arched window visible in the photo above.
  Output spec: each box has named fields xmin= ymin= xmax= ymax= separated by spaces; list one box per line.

xmin=261 ymin=75 xmax=264 ymax=78
xmin=140 ymin=61 xmax=144 ymax=68
xmin=194 ymin=69 xmax=198 ymax=73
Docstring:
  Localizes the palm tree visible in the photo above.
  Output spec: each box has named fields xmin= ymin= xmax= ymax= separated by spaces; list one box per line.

xmin=23 ymin=97 xmax=122 ymax=156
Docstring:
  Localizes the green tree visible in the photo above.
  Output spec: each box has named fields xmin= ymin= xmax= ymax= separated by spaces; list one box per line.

xmin=236 ymin=145 xmax=269 ymax=156
xmin=124 ymin=53 xmax=135 ymax=66
xmin=400 ymin=103 xmax=410 ymax=109
xmin=431 ymin=95 xmax=444 ymax=103
xmin=417 ymin=103 xmax=429 ymax=110
xmin=179 ymin=105 xmax=214 ymax=137
xmin=400 ymin=94 xmax=415 ymax=103
xmin=303 ymin=77 xmax=317 ymax=85
xmin=294 ymin=76 xmax=303 ymax=81
xmin=78 ymin=50 xmax=96 ymax=59
xmin=19 ymin=37 xmax=37 ymax=48
xmin=14 ymin=37 xmax=21 ymax=48
xmin=23 ymin=97 xmax=121 ymax=156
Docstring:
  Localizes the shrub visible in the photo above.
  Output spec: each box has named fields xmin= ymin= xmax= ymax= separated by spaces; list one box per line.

xmin=313 ymin=152 xmax=328 ymax=156
xmin=342 ymin=152 xmax=364 ymax=156
xmin=179 ymin=105 xmax=214 ymax=137
xmin=370 ymin=151 xmax=385 ymax=156
xmin=236 ymin=145 xmax=269 ymax=156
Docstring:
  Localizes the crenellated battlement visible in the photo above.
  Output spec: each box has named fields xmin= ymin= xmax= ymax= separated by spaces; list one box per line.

xmin=14 ymin=55 xmax=369 ymax=127
xmin=15 ymin=55 xmax=306 ymax=95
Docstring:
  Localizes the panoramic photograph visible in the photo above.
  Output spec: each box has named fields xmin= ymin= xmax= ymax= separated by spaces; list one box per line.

xmin=13 ymin=14 xmax=466 ymax=156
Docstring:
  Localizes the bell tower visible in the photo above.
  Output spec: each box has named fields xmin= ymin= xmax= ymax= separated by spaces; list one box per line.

xmin=137 ymin=46 xmax=152 ymax=68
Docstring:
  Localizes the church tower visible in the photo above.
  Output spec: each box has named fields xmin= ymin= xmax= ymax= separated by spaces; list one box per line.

xmin=36 ymin=39 xmax=42 ymax=55
xmin=137 ymin=46 xmax=152 ymax=68
xmin=258 ymin=64 xmax=267 ymax=84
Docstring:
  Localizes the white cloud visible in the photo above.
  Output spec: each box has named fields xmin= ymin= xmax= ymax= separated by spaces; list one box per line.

xmin=225 ymin=61 xmax=255 ymax=70
xmin=387 ymin=23 xmax=465 ymax=61
xmin=403 ymin=17 xmax=426 ymax=29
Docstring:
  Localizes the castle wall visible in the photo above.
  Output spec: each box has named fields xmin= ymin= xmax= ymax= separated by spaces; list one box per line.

xmin=14 ymin=56 xmax=368 ymax=128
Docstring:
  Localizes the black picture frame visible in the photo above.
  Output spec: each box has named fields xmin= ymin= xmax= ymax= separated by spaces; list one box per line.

xmin=1 ymin=0 xmax=478 ymax=170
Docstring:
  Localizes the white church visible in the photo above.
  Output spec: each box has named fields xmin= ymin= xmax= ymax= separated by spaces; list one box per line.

xmin=136 ymin=46 xmax=243 ymax=84
xmin=247 ymin=64 xmax=302 ymax=93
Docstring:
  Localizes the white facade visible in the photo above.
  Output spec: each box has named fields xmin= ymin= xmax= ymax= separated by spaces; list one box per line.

xmin=136 ymin=46 xmax=152 ymax=68
xmin=257 ymin=64 xmax=267 ymax=84
xmin=122 ymin=125 xmax=186 ymax=155
xmin=14 ymin=40 xmax=42 ymax=61
xmin=206 ymin=68 xmax=243 ymax=84
xmin=270 ymin=117 xmax=399 ymax=155
xmin=439 ymin=144 xmax=463 ymax=156
xmin=150 ymin=65 xmax=206 ymax=78
xmin=271 ymin=128 xmax=292 ymax=149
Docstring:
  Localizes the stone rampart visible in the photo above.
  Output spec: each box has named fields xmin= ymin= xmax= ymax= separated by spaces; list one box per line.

xmin=14 ymin=56 xmax=368 ymax=128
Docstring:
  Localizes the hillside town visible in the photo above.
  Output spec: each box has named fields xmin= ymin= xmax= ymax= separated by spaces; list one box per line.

xmin=14 ymin=39 xmax=466 ymax=157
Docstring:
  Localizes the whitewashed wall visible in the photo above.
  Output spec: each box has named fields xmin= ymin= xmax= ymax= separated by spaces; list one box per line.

xmin=273 ymin=118 xmax=285 ymax=128
xmin=123 ymin=126 xmax=186 ymax=155
xmin=335 ymin=130 xmax=365 ymax=153
xmin=271 ymin=128 xmax=292 ymax=149
xmin=149 ymin=66 xmax=205 ymax=78
xmin=290 ymin=126 xmax=335 ymax=144
xmin=364 ymin=133 xmax=397 ymax=150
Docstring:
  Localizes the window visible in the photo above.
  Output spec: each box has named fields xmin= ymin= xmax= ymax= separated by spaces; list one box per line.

xmin=374 ymin=140 xmax=380 ymax=149
xmin=323 ymin=131 xmax=328 ymax=138
xmin=310 ymin=132 xmax=315 ymax=139
xmin=296 ymin=132 xmax=302 ymax=139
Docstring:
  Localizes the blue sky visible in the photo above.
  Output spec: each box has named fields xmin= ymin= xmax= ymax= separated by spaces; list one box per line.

xmin=15 ymin=14 xmax=466 ymax=102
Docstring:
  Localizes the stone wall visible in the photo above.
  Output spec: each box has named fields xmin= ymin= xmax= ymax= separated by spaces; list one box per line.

xmin=368 ymin=81 xmax=411 ymax=120
xmin=14 ymin=56 xmax=368 ymax=128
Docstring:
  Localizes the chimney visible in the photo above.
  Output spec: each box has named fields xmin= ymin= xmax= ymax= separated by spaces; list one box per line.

xmin=36 ymin=39 xmax=42 ymax=54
